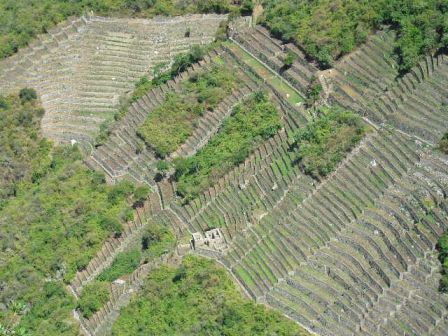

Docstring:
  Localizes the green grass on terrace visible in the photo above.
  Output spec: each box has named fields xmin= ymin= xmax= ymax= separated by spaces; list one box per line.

xmin=224 ymin=41 xmax=304 ymax=108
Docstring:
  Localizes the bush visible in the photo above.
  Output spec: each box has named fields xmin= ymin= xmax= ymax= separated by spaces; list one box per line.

xmin=137 ymin=61 xmax=239 ymax=157
xmin=262 ymin=0 xmax=448 ymax=72
xmin=99 ymin=216 xmax=123 ymax=236
xmin=305 ymin=82 xmax=323 ymax=106
xmin=78 ymin=281 xmax=110 ymax=318
xmin=18 ymin=282 xmax=77 ymax=336
xmin=19 ymin=88 xmax=37 ymax=104
xmin=112 ymin=256 xmax=309 ymax=336
xmin=283 ymin=51 xmax=296 ymax=69
xmin=0 ymin=95 xmax=9 ymax=109
xmin=133 ymin=185 xmax=151 ymax=207
xmin=438 ymin=232 xmax=448 ymax=292
xmin=107 ymin=180 xmax=135 ymax=205
xmin=290 ymin=106 xmax=366 ymax=179
xmin=175 ymin=91 xmax=281 ymax=201
xmin=439 ymin=133 xmax=448 ymax=154
xmin=0 ymin=91 xmax=137 ymax=334
xmin=97 ymin=249 xmax=141 ymax=282
xmin=131 ymin=75 xmax=152 ymax=102
xmin=141 ymin=221 xmax=175 ymax=257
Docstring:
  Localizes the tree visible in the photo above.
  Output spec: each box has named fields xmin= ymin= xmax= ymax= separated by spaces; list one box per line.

xmin=19 ymin=88 xmax=37 ymax=104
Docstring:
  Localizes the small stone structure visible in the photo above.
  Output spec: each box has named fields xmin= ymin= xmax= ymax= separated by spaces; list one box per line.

xmin=191 ymin=228 xmax=226 ymax=251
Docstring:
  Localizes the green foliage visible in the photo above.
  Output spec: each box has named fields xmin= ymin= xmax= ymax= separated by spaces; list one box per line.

xmin=115 ymin=45 xmax=211 ymax=122
xmin=137 ymin=61 xmax=239 ymax=157
xmin=156 ymin=160 xmax=170 ymax=172
xmin=131 ymin=76 xmax=152 ymax=102
xmin=95 ymin=119 xmax=113 ymax=147
xmin=98 ymin=249 xmax=142 ymax=282
xmin=439 ymin=132 xmax=448 ymax=154
xmin=141 ymin=221 xmax=176 ymax=258
xmin=290 ymin=107 xmax=366 ymax=179
xmin=263 ymin=0 xmax=448 ymax=71
xmin=112 ymin=255 xmax=309 ymax=336
xmin=0 ymin=91 xmax=138 ymax=334
xmin=168 ymin=45 xmax=207 ymax=78
xmin=438 ymin=232 xmax=448 ymax=292
xmin=0 ymin=1 xmax=248 ymax=60
xmin=133 ymin=185 xmax=151 ymax=206
xmin=0 ymin=93 xmax=49 ymax=205
xmin=283 ymin=51 xmax=296 ymax=69
xmin=0 ymin=145 xmax=132 ymax=295
xmin=175 ymin=91 xmax=281 ymax=201
xmin=78 ymin=281 xmax=110 ymax=318
xmin=18 ymin=88 xmax=37 ymax=104
xmin=18 ymin=282 xmax=77 ymax=336
xmin=305 ymin=81 xmax=323 ymax=106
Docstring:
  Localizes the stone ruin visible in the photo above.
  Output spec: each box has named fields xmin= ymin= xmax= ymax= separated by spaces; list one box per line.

xmin=191 ymin=228 xmax=227 ymax=252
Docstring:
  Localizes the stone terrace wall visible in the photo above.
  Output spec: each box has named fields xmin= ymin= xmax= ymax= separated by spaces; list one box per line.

xmin=0 ymin=14 xmax=227 ymax=147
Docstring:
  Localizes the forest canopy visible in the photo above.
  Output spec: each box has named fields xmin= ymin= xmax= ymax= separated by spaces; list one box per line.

xmin=0 ymin=92 xmax=139 ymax=335
xmin=262 ymin=0 xmax=448 ymax=71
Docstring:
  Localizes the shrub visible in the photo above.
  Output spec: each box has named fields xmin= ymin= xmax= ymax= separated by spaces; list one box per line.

xmin=137 ymin=61 xmax=239 ymax=157
xmin=439 ymin=133 xmax=448 ymax=154
xmin=290 ymin=107 xmax=366 ymax=179
xmin=305 ymin=82 xmax=323 ymax=106
xmin=438 ymin=232 xmax=448 ymax=292
xmin=283 ymin=51 xmax=296 ymax=69
xmin=156 ymin=160 xmax=170 ymax=172
xmin=94 ymin=120 xmax=112 ymax=147
xmin=130 ymin=75 xmax=152 ymax=102
xmin=107 ymin=180 xmax=135 ymax=205
xmin=0 ymin=92 xmax=135 ymax=334
xmin=262 ymin=0 xmax=448 ymax=72
xmin=0 ymin=95 xmax=9 ymax=109
xmin=99 ymin=216 xmax=123 ymax=236
xmin=141 ymin=221 xmax=175 ymax=257
xmin=112 ymin=256 xmax=308 ymax=336
xmin=133 ymin=185 xmax=151 ymax=207
xmin=19 ymin=88 xmax=37 ymax=104
xmin=78 ymin=281 xmax=110 ymax=318
xmin=97 ymin=249 xmax=141 ymax=282
xmin=175 ymin=91 xmax=281 ymax=201
xmin=18 ymin=282 xmax=76 ymax=336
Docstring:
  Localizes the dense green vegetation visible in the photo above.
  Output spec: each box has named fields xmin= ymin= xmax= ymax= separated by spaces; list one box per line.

xmin=141 ymin=221 xmax=176 ymax=258
xmin=0 ymin=92 xmax=140 ymax=335
xmin=175 ymin=91 xmax=281 ymax=201
xmin=98 ymin=249 xmax=142 ymax=282
xmin=78 ymin=220 xmax=175 ymax=318
xmin=18 ymin=282 xmax=77 ymax=336
xmin=113 ymin=44 xmax=210 ymax=124
xmin=289 ymin=107 xmax=366 ymax=179
xmin=112 ymin=255 xmax=309 ymax=336
xmin=137 ymin=61 xmax=239 ymax=157
xmin=0 ymin=0 xmax=253 ymax=59
xmin=440 ymin=133 xmax=448 ymax=154
xmin=438 ymin=232 xmax=448 ymax=292
xmin=0 ymin=89 xmax=48 ymax=207
xmin=78 ymin=281 xmax=110 ymax=318
xmin=262 ymin=0 xmax=448 ymax=71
